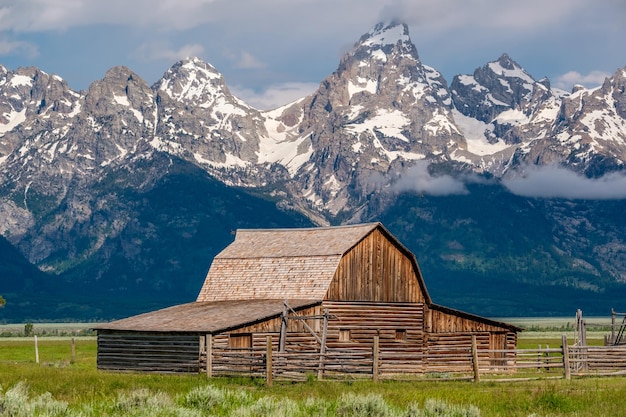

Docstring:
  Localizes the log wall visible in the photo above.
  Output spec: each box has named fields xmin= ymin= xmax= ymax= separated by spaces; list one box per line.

xmin=322 ymin=301 xmax=425 ymax=349
xmin=97 ymin=331 xmax=200 ymax=373
xmin=426 ymin=306 xmax=517 ymax=351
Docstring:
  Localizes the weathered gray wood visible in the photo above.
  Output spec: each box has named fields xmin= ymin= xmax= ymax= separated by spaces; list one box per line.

xmin=97 ymin=331 xmax=201 ymax=373
xmin=471 ymin=335 xmax=480 ymax=382
xmin=562 ymin=335 xmax=571 ymax=380
xmin=206 ymin=334 xmax=213 ymax=378
xmin=317 ymin=309 xmax=329 ymax=380
xmin=279 ymin=303 xmax=287 ymax=352
xmin=266 ymin=336 xmax=273 ymax=386
xmin=373 ymin=335 xmax=380 ymax=382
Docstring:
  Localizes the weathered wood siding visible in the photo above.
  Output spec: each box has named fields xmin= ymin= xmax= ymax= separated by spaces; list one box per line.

xmin=326 ymin=229 xmax=425 ymax=302
xmin=427 ymin=306 xmax=512 ymax=334
xmin=214 ymin=302 xmax=427 ymax=353
xmin=425 ymin=307 xmax=518 ymax=353
xmin=211 ymin=305 xmax=323 ymax=350
xmin=322 ymin=301 xmax=425 ymax=348
xmin=97 ymin=331 xmax=200 ymax=373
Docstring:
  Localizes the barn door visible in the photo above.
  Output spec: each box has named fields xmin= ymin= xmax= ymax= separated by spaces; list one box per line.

xmin=229 ymin=333 xmax=252 ymax=349
xmin=489 ymin=332 xmax=506 ymax=368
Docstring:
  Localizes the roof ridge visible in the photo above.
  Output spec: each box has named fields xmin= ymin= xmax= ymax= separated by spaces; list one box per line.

xmin=234 ymin=222 xmax=381 ymax=234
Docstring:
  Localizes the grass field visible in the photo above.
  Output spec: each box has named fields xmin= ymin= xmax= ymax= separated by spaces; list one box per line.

xmin=1 ymin=330 xmax=625 ymax=416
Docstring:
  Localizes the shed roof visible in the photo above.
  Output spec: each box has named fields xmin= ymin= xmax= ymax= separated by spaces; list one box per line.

xmin=196 ymin=223 xmax=384 ymax=302
xmin=94 ymin=299 xmax=320 ymax=333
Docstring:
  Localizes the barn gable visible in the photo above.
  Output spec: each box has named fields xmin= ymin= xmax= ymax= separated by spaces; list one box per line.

xmin=326 ymin=226 xmax=429 ymax=303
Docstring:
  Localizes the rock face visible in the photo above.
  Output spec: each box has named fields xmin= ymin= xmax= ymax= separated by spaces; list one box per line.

xmin=0 ymin=21 xmax=625 ymax=315
xmin=271 ymin=22 xmax=466 ymax=220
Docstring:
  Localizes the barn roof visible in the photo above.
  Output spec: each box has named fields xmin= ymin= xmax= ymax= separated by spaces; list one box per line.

xmin=216 ymin=223 xmax=380 ymax=258
xmin=94 ymin=299 xmax=320 ymax=333
xmin=196 ymin=223 xmax=390 ymax=302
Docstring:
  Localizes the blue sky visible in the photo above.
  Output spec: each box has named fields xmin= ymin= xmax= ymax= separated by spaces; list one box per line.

xmin=0 ymin=0 xmax=624 ymax=110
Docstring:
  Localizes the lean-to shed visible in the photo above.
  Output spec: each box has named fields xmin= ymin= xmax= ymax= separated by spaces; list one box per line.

xmin=96 ymin=222 xmax=520 ymax=374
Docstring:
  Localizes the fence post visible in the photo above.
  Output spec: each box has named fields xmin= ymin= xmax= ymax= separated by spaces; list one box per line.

xmin=471 ymin=335 xmax=480 ymax=383
xmin=279 ymin=303 xmax=288 ymax=352
xmin=206 ymin=334 xmax=213 ymax=378
xmin=562 ymin=334 xmax=571 ymax=380
xmin=266 ymin=336 xmax=273 ymax=386
xmin=34 ymin=335 xmax=39 ymax=364
xmin=317 ymin=309 xmax=329 ymax=381
xmin=71 ymin=337 xmax=76 ymax=363
xmin=372 ymin=335 xmax=380 ymax=382
xmin=611 ymin=308 xmax=616 ymax=345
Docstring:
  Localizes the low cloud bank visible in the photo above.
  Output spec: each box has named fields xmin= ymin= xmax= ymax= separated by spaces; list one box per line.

xmin=502 ymin=165 xmax=626 ymax=200
xmin=388 ymin=162 xmax=626 ymax=200
xmin=391 ymin=161 xmax=469 ymax=196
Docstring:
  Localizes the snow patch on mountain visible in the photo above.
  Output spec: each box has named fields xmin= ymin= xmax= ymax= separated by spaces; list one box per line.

xmin=8 ymin=74 xmax=33 ymax=88
xmin=452 ymin=109 xmax=508 ymax=155
xmin=0 ymin=108 xmax=27 ymax=134
xmin=348 ymin=78 xmax=378 ymax=98
xmin=487 ymin=59 xmax=534 ymax=89
xmin=363 ymin=22 xmax=410 ymax=47
xmin=345 ymin=108 xmax=411 ymax=142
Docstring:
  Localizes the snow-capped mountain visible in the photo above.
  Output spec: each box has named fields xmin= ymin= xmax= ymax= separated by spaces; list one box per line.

xmin=267 ymin=22 xmax=466 ymax=219
xmin=1 ymin=21 xmax=625 ymax=320
xmin=1 ymin=21 xmax=624 ymax=230
xmin=450 ymin=53 xmax=626 ymax=177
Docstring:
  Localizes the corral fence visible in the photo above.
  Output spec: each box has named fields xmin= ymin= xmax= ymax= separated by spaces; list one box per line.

xmin=202 ymin=335 xmax=626 ymax=384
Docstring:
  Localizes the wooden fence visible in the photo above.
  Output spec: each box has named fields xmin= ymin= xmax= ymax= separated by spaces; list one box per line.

xmin=202 ymin=335 xmax=626 ymax=383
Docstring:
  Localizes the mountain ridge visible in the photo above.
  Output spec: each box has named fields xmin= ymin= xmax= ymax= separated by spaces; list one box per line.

xmin=0 ymin=21 xmax=625 ymax=321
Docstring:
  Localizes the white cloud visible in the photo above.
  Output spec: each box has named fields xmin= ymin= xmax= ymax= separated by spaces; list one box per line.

xmin=554 ymin=70 xmax=611 ymax=91
xmin=0 ymin=0 xmax=623 ymax=98
xmin=379 ymin=0 xmax=590 ymax=32
xmin=392 ymin=161 xmax=468 ymax=196
xmin=503 ymin=165 xmax=626 ymax=200
xmin=234 ymin=51 xmax=265 ymax=69
xmin=0 ymin=38 xmax=38 ymax=57
xmin=231 ymin=82 xmax=318 ymax=110
xmin=135 ymin=42 xmax=205 ymax=62
xmin=0 ymin=0 xmax=220 ymax=32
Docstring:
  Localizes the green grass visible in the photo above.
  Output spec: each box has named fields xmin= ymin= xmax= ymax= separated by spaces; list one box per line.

xmin=2 ymin=337 xmax=626 ymax=416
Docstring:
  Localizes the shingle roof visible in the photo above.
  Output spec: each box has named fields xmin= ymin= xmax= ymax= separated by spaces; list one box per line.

xmin=94 ymin=299 xmax=321 ymax=333
xmin=196 ymin=223 xmax=381 ymax=302
xmin=216 ymin=223 xmax=380 ymax=258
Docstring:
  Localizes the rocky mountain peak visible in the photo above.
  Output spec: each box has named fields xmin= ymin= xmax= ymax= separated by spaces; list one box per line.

xmin=603 ymin=66 xmax=626 ymax=119
xmin=451 ymin=53 xmax=541 ymax=124
xmin=359 ymin=21 xmax=412 ymax=50
xmin=494 ymin=53 xmax=517 ymax=71
xmin=154 ymin=57 xmax=231 ymax=106
xmin=348 ymin=21 xmax=419 ymax=71
xmin=548 ymin=66 xmax=626 ymax=174
xmin=84 ymin=66 xmax=154 ymax=117
xmin=150 ymin=57 xmax=268 ymax=187
xmin=271 ymin=21 xmax=464 ymax=219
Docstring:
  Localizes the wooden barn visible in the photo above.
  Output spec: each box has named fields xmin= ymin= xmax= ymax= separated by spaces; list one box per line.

xmin=95 ymin=222 xmax=520 ymax=376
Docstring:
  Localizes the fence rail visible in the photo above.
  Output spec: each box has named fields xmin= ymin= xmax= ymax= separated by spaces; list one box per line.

xmin=202 ymin=335 xmax=626 ymax=384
